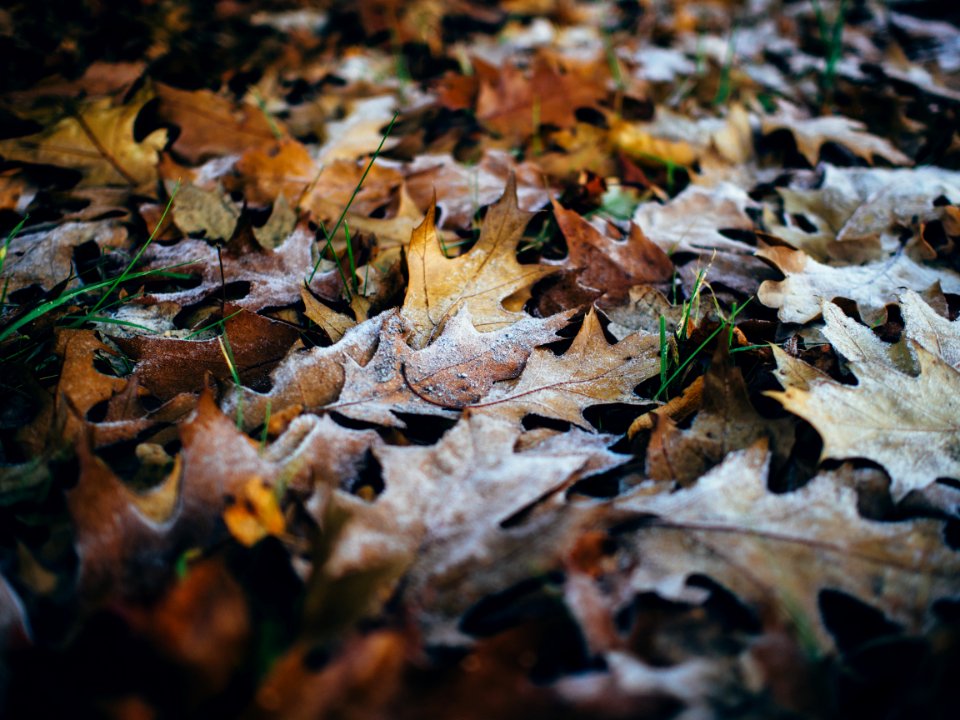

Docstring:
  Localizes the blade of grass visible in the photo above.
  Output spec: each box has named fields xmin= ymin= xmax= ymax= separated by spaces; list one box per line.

xmin=308 ymin=111 xmax=399 ymax=283
xmin=0 ymin=262 xmax=195 ymax=344
xmin=78 ymin=180 xmax=181 ymax=324
xmin=183 ymin=308 xmax=244 ymax=340
xmin=217 ymin=331 xmax=243 ymax=428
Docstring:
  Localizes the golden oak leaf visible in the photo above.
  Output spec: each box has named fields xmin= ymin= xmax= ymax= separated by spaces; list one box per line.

xmin=474 ymin=309 xmax=660 ymax=428
xmin=761 ymin=106 xmax=912 ymax=166
xmin=767 ymin=304 xmax=960 ymax=500
xmin=614 ymin=442 xmax=960 ymax=649
xmin=757 ymin=244 xmax=960 ymax=324
xmin=222 ymin=476 xmax=286 ymax=547
xmin=401 ymin=175 xmax=558 ymax=348
xmin=0 ymin=87 xmax=166 ymax=188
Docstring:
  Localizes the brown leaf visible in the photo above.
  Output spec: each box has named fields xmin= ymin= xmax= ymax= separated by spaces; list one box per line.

xmin=2 ymin=221 xmax=128 ymax=295
xmin=401 ymin=175 xmax=558 ymax=348
xmin=327 ymin=306 xmax=571 ymax=428
xmin=552 ymin=199 xmax=673 ymax=305
xmin=405 ymin=150 xmax=551 ymax=230
xmin=474 ymin=309 xmax=660 ymax=428
xmin=155 ymin=83 xmax=280 ymax=165
xmin=768 ymin=301 xmax=960 ymax=500
xmin=326 ymin=411 xmax=622 ymax=642
xmin=762 ymin=106 xmax=912 ymax=166
xmin=645 ymin=343 xmax=794 ymax=485
xmin=114 ymin=307 xmax=300 ymax=402
xmin=140 ymin=223 xmax=341 ymax=311
xmin=614 ymin=442 xmax=960 ymax=649
xmin=757 ymin=244 xmax=960 ymax=324
xmin=476 ymin=54 xmax=607 ymax=141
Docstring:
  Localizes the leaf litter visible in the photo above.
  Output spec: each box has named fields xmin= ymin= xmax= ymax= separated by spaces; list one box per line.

xmin=1 ymin=1 xmax=959 ymax=718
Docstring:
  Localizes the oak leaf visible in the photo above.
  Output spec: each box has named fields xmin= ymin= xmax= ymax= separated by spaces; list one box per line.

xmin=401 ymin=175 xmax=558 ymax=348
xmin=475 ymin=55 xmax=607 ymax=141
xmin=474 ymin=309 xmax=660 ymax=428
xmin=761 ymin=106 xmax=911 ymax=166
xmin=326 ymin=307 xmax=571 ymax=428
xmin=768 ymin=304 xmax=960 ymax=500
xmin=0 ymin=87 xmax=166 ymax=188
xmin=552 ymin=199 xmax=674 ymax=306
xmin=614 ymin=442 xmax=960 ymax=648
xmin=757 ymin=244 xmax=960 ymax=324
xmin=326 ymin=411 xmax=623 ymax=642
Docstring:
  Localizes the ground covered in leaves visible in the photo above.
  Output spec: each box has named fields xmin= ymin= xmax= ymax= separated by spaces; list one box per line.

xmin=1 ymin=1 xmax=960 ymax=717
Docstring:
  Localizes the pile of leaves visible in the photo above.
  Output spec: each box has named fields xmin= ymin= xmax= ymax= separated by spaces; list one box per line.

xmin=1 ymin=0 xmax=959 ymax=717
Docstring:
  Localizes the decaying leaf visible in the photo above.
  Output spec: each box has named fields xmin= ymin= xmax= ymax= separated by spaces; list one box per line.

xmin=0 ymin=87 xmax=166 ymax=188
xmin=326 ymin=411 xmax=621 ymax=642
xmin=327 ymin=306 xmax=571 ymax=428
xmin=761 ymin=106 xmax=912 ymax=166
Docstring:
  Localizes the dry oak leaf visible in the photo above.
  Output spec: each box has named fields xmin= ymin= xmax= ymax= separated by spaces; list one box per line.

xmin=326 ymin=411 xmax=623 ymax=643
xmin=757 ymin=244 xmax=960 ymax=324
xmin=402 ymin=175 xmax=558 ymax=348
xmin=404 ymin=150 xmax=551 ymax=230
xmin=761 ymin=107 xmax=912 ymax=167
xmin=765 ymin=165 xmax=960 ymax=263
xmin=645 ymin=342 xmax=794 ymax=486
xmin=551 ymin=199 xmax=674 ymax=306
xmin=632 ymin=183 xmax=757 ymax=256
xmin=0 ymin=87 xmax=166 ymax=188
xmin=900 ymin=289 xmax=960 ymax=370
xmin=224 ymin=312 xmax=386 ymax=431
xmin=476 ymin=54 xmax=607 ymax=141
xmin=474 ymin=308 xmax=660 ymax=428
xmin=614 ymin=442 xmax=960 ymax=649
xmin=767 ymin=324 xmax=960 ymax=500
xmin=140 ymin=223 xmax=341 ymax=311
xmin=114 ymin=307 xmax=300 ymax=402
xmin=2 ymin=221 xmax=127 ymax=295
xmin=155 ymin=83 xmax=280 ymax=165
xmin=326 ymin=306 xmax=571 ymax=428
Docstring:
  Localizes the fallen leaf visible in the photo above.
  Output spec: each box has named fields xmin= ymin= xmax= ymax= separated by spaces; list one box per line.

xmin=552 ymin=200 xmax=674 ymax=305
xmin=114 ymin=307 xmax=300 ymax=401
xmin=762 ymin=105 xmax=912 ymax=166
xmin=327 ymin=306 xmax=571 ymax=428
xmin=757 ymin=244 xmax=960 ymax=324
xmin=155 ymin=83 xmax=280 ymax=165
xmin=632 ymin=183 xmax=756 ymax=256
xmin=474 ymin=309 xmax=660 ymax=428
xmin=327 ymin=411 xmax=621 ymax=642
xmin=476 ymin=54 xmax=607 ymax=141
xmin=0 ymin=87 xmax=166 ymax=188
xmin=401 ymin=176 xmax=558 ymax=347
xmin=645 ymin=343 xmax=794 ymax=485
xmin=614 ymin=442 xmax=960 ymax=648
xmin=2 ymin=221 xmax=128 ymax=295
xmin=768 ymin=304 xmax=960 ymax=499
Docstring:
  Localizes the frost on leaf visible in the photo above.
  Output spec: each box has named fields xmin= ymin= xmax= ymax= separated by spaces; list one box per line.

xmin=401 ymin=175 xmax=558 ymax=348
xmin=768 ymin=303 xmax=960 ymax=500
xmin=614 ymin=442 xmax=960 ymax=649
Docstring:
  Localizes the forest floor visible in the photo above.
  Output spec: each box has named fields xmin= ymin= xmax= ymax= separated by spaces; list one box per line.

xmin=1 ymin=1 xmax=959 ymax=718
